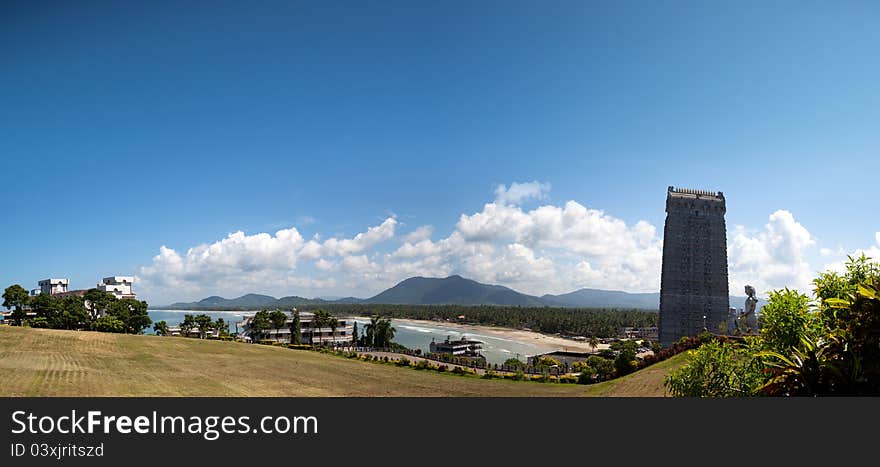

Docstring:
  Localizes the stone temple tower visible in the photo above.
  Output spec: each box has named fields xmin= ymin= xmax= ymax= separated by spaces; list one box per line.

xmin=659 ymin=186 xmax=729 ymax=347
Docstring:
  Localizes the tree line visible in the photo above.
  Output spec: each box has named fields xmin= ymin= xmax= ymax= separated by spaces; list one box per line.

xmin=296 ymin=303 xmax=657 ymax=338
xmin=2 ymin=285 xmax=151 ymax=334
xmin=152 ymin=314 xmax=231 ymax=339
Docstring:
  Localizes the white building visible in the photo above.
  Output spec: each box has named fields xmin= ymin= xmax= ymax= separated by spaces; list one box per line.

xmin=38 ymin=278 xmax=69 ymax=295
xmin=97 ymin=276 xmax=136 ymax=300
xmin=237 ymin=310 xmax=354 ymax=345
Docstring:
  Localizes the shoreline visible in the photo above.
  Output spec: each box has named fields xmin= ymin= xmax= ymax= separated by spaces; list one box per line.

xmin=350 ymin=316 xmax=603 ymax=353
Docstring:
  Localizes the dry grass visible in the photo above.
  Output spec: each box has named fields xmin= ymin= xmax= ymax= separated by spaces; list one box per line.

xmin=0 ymin=326 xmax=688 ymax=397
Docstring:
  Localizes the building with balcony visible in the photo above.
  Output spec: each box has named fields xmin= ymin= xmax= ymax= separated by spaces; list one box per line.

xmin=38 ymin=278 xmax=69 ymax=296
xmin=236 ymin=310 xmax=354 ymax=345
xmin=97 ymin=276 xmax=136 ymax=300
xmin=429 ymin=336 xmax=484 ymax=357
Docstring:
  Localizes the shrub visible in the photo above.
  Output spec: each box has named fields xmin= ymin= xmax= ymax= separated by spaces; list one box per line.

xmin=482 ymin=370 xmax=498 ymax=379
xmin=560 ymin=375 xmax=578 ymax=384
xmin=414 ymin=359 xmax=430 ymax=370
xmin=397 ymin=356 xmax=411 ymax=366
xmin=436 ymin=364 xmax=448 ymax=373
xmin=258 ymin=339 xmax=275 ymax=346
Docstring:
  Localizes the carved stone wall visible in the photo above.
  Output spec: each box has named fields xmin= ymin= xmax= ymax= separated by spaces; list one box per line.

xmin=659 ymin=187 xmax=729 ymax=347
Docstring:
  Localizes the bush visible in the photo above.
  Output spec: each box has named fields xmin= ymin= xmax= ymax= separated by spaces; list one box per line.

xmin=482 ymin=370 xmax=498 ymax=379
xmin=397 ymin=356 xmax=411 ymax=366
xmin=560 ymin=375 xmax=578 ymax=384
xmin=414 ymin=359 xmax=430 ymax=370
xmin=258 ymin=339 xmax=275 ymax=346
xmin=436 ymin=364 xmax=448 ymax=373
xmin=287 ymin=344 xmax=311 ymax=350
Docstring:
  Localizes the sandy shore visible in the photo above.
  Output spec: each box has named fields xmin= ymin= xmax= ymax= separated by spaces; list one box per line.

xmin=350 ymin=316 xmax=604 ymax=353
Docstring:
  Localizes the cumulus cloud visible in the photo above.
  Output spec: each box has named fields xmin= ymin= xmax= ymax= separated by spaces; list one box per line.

xmin=494 ymin=181 xmax=551 ymax=205
xmin=138 ymin=219 xmax=397 ymax=301
xmin=402 ymin=225 xmax=434 ymax=243
xmin=728 ymin=210 xmax=816 ymax=296
xmin=139 ymin=182 xmax=868 ymax=307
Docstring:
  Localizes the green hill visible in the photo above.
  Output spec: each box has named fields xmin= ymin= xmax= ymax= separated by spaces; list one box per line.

xmin=0 ymin=326 xmax=686 ymax=397
xmin=364 ymin=275 xmax=547 ymax=306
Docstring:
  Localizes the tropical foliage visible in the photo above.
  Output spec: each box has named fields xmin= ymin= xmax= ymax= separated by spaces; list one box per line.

xmin=665 ymin=254 xmax=880 ymax=396
xmin=298 ymin=303 xmax=655 ymax=338
xmin=2 ymin=285 xmax=151 ymax=334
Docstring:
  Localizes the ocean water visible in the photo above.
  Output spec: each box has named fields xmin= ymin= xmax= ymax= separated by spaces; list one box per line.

xmin=353 ymin=319 xmax=562 ymax=364
xmin=147 ymin=310 xmax=562 ymax=365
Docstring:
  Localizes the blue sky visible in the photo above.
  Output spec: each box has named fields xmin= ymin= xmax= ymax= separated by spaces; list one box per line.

xmin=2 ymin=1 xmax=878 ymax=304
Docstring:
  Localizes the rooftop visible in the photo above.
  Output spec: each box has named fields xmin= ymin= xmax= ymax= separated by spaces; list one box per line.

xmin=667 ymin=186 xmax=724 ymax=200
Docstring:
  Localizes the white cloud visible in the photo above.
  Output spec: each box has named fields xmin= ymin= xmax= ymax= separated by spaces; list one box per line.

xmin=138 ymin=182 xmax=874 ymax=307
xmin=320 ymin=217 xmax=397 ymax=256
xmin=402 ymin=225 xmax=434 ymax=243
xmin=728 ymin=210 xmax=816 ymax=297
xmin=494 ymin=181 xmax=551 ymax=205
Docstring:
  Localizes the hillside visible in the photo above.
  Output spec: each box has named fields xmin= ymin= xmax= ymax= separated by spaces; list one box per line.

xmin=364 ymin=275 xmax=547 ymax=306
xmin=160 ymin=275 xmax=761 ymax=310
xmin=543 ymin=288 xmax=660 ymax=309
xmin=0 ymin=326 xmax=686 ymax=397
xmin=165 ymin=294 xmax=362 ymax=310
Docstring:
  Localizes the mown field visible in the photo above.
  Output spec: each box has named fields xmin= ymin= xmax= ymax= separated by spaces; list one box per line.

xmin=0 ymin=326 xmax=687 ymax=397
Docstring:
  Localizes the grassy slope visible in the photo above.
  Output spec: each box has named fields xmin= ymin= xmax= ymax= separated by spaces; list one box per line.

xmin=0 ymin=327 xmax=687 ymax=397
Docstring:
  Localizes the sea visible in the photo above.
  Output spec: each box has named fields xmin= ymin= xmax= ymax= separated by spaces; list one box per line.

xmin=147 ymin=310 xmax=562 ymax=364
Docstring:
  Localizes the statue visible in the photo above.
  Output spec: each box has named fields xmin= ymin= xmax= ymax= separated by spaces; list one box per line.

xmin=737 ymin=285 xmax=759 ymax=335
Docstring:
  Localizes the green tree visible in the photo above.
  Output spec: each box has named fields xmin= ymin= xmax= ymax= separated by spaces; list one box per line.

xmin=269 ymin=310 xmax=288 ymax=339
xmin=373 ymin=317 xmax=395 ymax=348
xmin=760 ymin=288 xmax=821 ymax=353
xmin=83 ymin=288 xmax=117 ymax=320
xmin=180 ymin=314 xmax=196 ymax=337
xmin=215 ymin=318 xmax=228 ymax=337
xmin=56 ymin=296 xmax=90 ymax=330
xmin=250 ymin=310 xmax=272 ymax=342
xmin=614 ymin=340 xmax=639 ymax=376
xmin=108 ymin=299 xmax=151 ymax=334
xmin=289 ymin=310 xmax=302 ymax=345
xmin=311 ymin=309 xmax=331 ymax=346
xmin=664 ymin=339 xmax=766 ymax=397
xmin=153 ymin=320 xmax=169 ymax=336
xmin=194 ymin=314 xmax=214 ymax=338
xmin=503 ymin=358 xmax=524 ymax=369
xmin=328 ymin=316 xmax=339 ymax=346
xmin=92 ymin=315 xmax=125 ymax=333
xmin=586 ymin=355 xmax=615 ymax=381
xmin=364 ymin=315 xmax=380 ymax=347
xmin=29 ymin=293 xmax=55 ymax=322
xmin=2 ymin=285 xmax=30 ymax=325
xmin=351 ymin=320 xmax=359 ymax=346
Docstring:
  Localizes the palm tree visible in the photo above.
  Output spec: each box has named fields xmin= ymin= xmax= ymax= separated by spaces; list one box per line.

xmin=328 ymin=317 xmax=339 ymax=347
xmin=153 ymin=321 xmax=169 ymax=336
xmin=588 ymin=336 xmax=600 ymax=352
xmin=311 ymin=309 xmax=331 ymax=346
xmin=365 ymin=315 xmax=380 ymax=348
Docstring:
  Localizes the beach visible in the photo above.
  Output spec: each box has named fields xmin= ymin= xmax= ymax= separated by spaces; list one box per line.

xmin=351 ymin=316 xmax=604 ymax=354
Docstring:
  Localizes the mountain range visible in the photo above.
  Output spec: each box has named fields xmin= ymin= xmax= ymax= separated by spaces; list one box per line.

xmin=159 ymin=275 xmax=760 ymax=311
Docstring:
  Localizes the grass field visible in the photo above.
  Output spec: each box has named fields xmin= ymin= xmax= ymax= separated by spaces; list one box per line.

xmin=0 ymin=326 xmax=687 ymax=396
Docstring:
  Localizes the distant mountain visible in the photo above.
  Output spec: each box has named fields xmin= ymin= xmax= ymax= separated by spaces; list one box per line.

xmin=542 ymin=288 xmax=660 ymax=309
xmin=161 ymin=294 xmax=361 ymax=310
xmin=363 ymin=275 xmax=547 ymax=306
xmin=159 ymin=275 xmax=763 ymax=311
